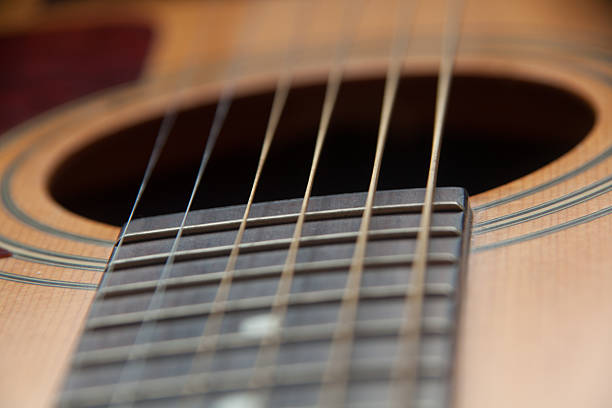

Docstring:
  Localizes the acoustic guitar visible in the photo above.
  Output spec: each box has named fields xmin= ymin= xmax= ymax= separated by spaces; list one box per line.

xmin=1 ymin=0 xmax=611 ymax=407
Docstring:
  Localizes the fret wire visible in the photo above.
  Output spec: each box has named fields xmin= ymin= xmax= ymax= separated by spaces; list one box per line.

xmin=112 ymin=226 xmax=461 ymax=270
xmin=319 ymin=0 xmax=418 ymax=406
xmin=86 ymin=283 xmax=453 ymax=331
xmin=393 ymin=0 xmax=465 ymax=406
xmin=107 ymin=2 xmax=267 ymax=405
xmin=122 ymin=201 xmax=464 ymax=243
xmin=176 ymin=2 xmax=311 ymax=402
xmin=100 ymin=253 xmax=458 ymax=298
xmin=74 ymin=315 xmax=452 ymax=368
xmin=60 ymin=358 xmax=445 ymax=407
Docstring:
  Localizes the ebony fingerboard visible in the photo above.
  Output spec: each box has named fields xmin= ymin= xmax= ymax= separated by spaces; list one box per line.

xmin=58 ymin=188 xmax=471 ymax=408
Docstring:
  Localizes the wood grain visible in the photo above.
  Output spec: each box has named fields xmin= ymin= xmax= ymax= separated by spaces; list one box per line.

xmin=0 ymin=0 xmax=611 ymax=406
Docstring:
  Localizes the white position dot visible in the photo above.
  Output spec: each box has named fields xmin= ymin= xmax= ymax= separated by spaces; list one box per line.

xmin=211 ymin=392 xmax=264 ymax=408
xmin=239 ymin=314 xmax=280 ymax=339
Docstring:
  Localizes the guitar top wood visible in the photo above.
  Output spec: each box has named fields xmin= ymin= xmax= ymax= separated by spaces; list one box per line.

xmin=0 ymin=0 xmax=611 ymax=406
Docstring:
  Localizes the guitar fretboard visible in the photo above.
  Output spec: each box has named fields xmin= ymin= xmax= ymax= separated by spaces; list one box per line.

xmin=58 ymin=188 xmax=470 ymax=408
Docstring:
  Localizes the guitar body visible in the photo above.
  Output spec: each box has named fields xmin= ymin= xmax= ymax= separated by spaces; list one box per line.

xmin=1 ymin=0 xmax=611 ymax=406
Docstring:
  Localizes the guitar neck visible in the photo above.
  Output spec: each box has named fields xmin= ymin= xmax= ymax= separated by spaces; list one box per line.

xmin=59 ymin=187 xmax=471 ymax=407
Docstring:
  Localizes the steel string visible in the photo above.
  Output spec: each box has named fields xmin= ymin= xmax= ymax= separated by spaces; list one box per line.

xmin=245 ymin=1 xmax=365 ymax=406
xmin=105 ymin=2 xmax=266 ymax=406
xmin=391 ymin=1 xmax=465 ymax=406
xmin=317 ymin=0 xmax=419 ymax=406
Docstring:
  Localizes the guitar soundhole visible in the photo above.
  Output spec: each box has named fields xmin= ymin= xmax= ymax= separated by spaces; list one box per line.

xmin=49 ymin=74 xmax=595 ymax=226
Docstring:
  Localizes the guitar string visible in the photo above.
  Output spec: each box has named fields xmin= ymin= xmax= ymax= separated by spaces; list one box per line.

xmin=65 ymin=2 xmax=211 ymax=399
xmin=92 ymin=0 xmax=226 ymax=300
xmin=97 ymin=113 xmax=175 ymax=289
xmin=84 ymin=1 xmax=461 ymax=407
xmin=245 ymin=0 xmax=365 ymax=403
xmin=106 ymin=2 xmax=266 ymax=406
xmin=110 ymin=92 xmax=232 ymax=407
xmin=318 ymin=0 xmax=419 ymax=406
xmin=391 ymin=0 xmax=465 ymax=406
xmin=62 ymin=99 xmax=179 ymax=406
xmin=177 ymin=1 xmax=312 ymax=404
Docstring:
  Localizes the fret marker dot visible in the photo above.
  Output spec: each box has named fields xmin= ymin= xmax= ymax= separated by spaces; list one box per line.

xmin=239 ymin=314 xmax=280 ymax=338
xmin=211 ymin=393 xmax=263 ymax=408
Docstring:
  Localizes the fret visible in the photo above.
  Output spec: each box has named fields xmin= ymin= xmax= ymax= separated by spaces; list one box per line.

xmin=122 ymin=201 xmax=463 ymax=244
xmin=149 ymin=383 xmax=447 ymax=408
xmin=86 ymin=283 xmax=454 ymax=330
xmin=101 ymin=248 xmax=460 ymax=292
xmin=69 ymin=334 xmax=449 ymax=388
xmin=124 ymin=189 xmax=465 ymax=235
xmin=73 ymin=315 xmax=452 ymax=368
xmin=116 ymin=211 xmax=465 ymax=261
xmin=99 ymin=253 xmax=457 ymax=298
xmin=112 ymin=226 xmax=461 ymax=270
xmin=58 ymin=357 xmax=447 ymax=407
